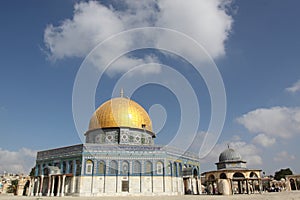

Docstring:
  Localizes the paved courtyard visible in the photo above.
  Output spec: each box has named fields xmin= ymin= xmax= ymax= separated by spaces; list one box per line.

xmin=1 ymin=191 xmax=300 ymax=200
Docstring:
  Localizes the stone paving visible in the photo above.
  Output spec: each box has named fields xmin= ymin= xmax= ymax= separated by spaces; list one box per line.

xmin=1 ymin=191 xmax=300 ymax=200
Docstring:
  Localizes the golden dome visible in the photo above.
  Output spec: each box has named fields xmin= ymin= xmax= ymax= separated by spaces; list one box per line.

xmin=88 ymin=97 xmax=153 ymax=133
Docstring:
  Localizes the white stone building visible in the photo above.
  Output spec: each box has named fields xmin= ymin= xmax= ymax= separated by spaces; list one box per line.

xmin=202 ymin=148 xmax=262 ymax=195
xmin=31 ymin=94 xmax=201 ymax=196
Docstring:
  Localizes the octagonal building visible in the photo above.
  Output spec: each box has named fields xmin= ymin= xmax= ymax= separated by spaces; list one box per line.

xmin=31 ymin=92 xmax=201 ymax=196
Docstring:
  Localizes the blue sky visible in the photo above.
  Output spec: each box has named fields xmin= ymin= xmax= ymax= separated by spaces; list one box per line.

xmin=0 ymin=0 xmax=300 ymax=175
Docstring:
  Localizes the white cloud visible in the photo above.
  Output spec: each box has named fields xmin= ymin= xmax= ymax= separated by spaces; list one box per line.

xmin=201 ymin=138 xmax=262 ymax=167
xmin=44 ymin=1 xmax=124 ymax=60
xmin=0 ymin=148 xmax=36 ymax=174
xmin=237 ymin=106 xmax=300 ymax=139
xmin=286 ymin=80 xmax=300 ymax=93
xmin=252 ymin=133 xmax=276 ymax=147
xmin=156 ymin=0 xmax=232 ymax=59
xmin=274 ymin=151 xmax=296 ymax=162
xmin=229 ymin=141 xmax=263 ymax=166
xmin=44 ymin=0 xmax=233 ymax=74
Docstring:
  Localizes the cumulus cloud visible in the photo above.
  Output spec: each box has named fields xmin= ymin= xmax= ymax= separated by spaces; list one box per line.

xmin=44 ymin=0 xmax=233 ymax=74
xmin=201 ymin=137 xmax=262 ymax=167
xmin=286 ymin=80 xmax=300 ymax=93
xmin=229 ymin=141 xmax=263 ymax=166
xmin=0 ymin=148 xmax=36 ymax=174
xmin=274 ymin=151 xmax=296 ymax=162
xmin=237 ymin=106 xmax=300 ymax=139
xmin=156 ymin=0 xmax=232 ymax=59
xmin=252 ymin=133 xmax=276 ymax=147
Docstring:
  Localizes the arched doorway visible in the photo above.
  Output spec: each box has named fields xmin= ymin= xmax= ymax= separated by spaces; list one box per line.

xmin=53 ymin=176 xmax=59 ymax=196
xmin=290 ymin=179 xmax=297 ymax=190
xmin=133 ymin=161 xmax=141 ymax=192
xmin=22 ymin=180 xmax=30 ymax=196
xmin=249 ymin=172 xmax=259 ymax=193
xmin=250 ymin=172 xmax=258 ymax=178
xmin=207 ymin=174 xmax=217 ymax=194
xmin=121 ymin=161 xmax=129 ymax=192
xmin=220 ymin=173 xmax=227 ymax=179
xmin=193 ymin=168 xmax=199 ymax=194
xmin=233 ymin=172 xmax=245 ymax=194
xmin=182 ymin=167 xmax=194 ymax=195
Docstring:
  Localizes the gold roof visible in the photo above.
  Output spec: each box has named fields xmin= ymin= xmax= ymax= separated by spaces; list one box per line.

xmin=88 ymin=97 xmax=153 ymax=133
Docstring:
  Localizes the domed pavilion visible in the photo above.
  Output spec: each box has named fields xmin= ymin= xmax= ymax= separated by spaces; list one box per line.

xmin=202 ymin=147 xmax=262 ymax=195
xmin=31 ymin=92 xmax=201 ymax=196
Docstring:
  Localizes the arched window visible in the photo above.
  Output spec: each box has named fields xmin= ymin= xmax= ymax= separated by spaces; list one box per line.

xmin=69 ymin=161 xmax=73 ymax=174
xmin=178 ymin=163 xmax=182 ymax=176
xmin=168 ymin=162 xmax=172 ymax=175
xmin=220 ymin=173 xmax=227 ymax=179
xmin=98 ymin=161 xmax=105 ymax=175
xmin=250 ymin=172 xmax=258 ymax=178
xmin=145 ymin=161 xmax=152 ymax=175
xmin=109 ymin=160 xmax=118 ymax=175
xmin=133 ymin=161 xmax=141 ymax=174
xmin=193 ymin=168 xmax=198 ymax=178
xmin=62 ymin=161 xmax=67 ymax=174
xmin=43 ymin=167 xmax=49 ymax=176
xmin=173 ymin=162 xmax=178 ymax=177
xmin=122 ymin=161 xmax=129 ymax=175
xmin=208 ymin=174 xmax=215 ymax=181
xmin=35 ymin=165 xmax=39 ymax=176
xmin=156 ymin=161 xmax=164 ymax=175
xmin=42 ymin=164 xmax=46 ymax=175
xmin=76 ymin=160 xmax=81 ymax=176
xmin=233 ymin=172 xmax=245 ymax=178
xmin=85 ymin=160 xmax=93 ymax=174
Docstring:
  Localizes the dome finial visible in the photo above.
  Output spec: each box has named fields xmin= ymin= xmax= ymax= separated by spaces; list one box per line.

xmin=120 ymin=88 xmax=124 ymax=97
xmin=227 ymin=143 xmax=230 ymax=149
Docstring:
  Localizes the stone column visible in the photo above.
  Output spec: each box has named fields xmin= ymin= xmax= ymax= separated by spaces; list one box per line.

xmin=35 ymin=177 xmax=40 ymax=196
xmin=51 ymin=176 xmax=55 ymax=196
xmin=47 ymin=176 xmax=51 ymax=196
xmin=188 ymin=178 xmax=192 ymax=194
xmin=61 ymin=175 xmax=66 ymax=197
xmin=39 ymin=175 xmax=44 ymax=196
xmin=238 ymin=181 xmax=242 ymax=194
xmin=191 ymin=177 xmax=194 ymax=194
xmin=29 ymin=177 xmax=34 ymax=196
xmin=71 ymin=160 xmax=77 ymax=194
xmin=259 ymin=179 xmax=263 ymax=193
xmin=198 ymin=178 xmax=202 ymax=195
xmin=57 ymin=176 xmax=61 ymax=196
xmin=230 ymin=179 xmax=234 ymax=195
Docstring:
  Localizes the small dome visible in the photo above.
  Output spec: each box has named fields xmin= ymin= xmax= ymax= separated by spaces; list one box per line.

xmin=88 ymin=97 xmax=153 ymax=133
xmin=219 ymin=148 xmax=242 ymax=162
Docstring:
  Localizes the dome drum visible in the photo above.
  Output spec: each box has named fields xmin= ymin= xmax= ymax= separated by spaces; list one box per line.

xmin=86 ymin=127 xmax=154 ymax=145
xmin=87 ymin=96 xmax=155 ymax=145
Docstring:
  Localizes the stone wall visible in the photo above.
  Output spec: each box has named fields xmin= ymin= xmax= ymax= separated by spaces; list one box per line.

xmin=78 ymin=175 xmax=184 ymax=196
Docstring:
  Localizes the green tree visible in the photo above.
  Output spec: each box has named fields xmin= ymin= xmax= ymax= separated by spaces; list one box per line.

xmin=29 ymin=167 xmax=35 ymax=177
xmin=7 ymin=179 xmax=18 ymax=195
xmin=274 ymin=168 xmax=293 ymax=181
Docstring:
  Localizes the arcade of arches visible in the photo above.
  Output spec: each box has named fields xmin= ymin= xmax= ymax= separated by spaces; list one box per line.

xmin=202 ymin=148 xmax=262 ymax=195
xmin=30 ymin=95 xmax=201 ymax=196
xmin=286 ymin=175 xmax=300 ymax=191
